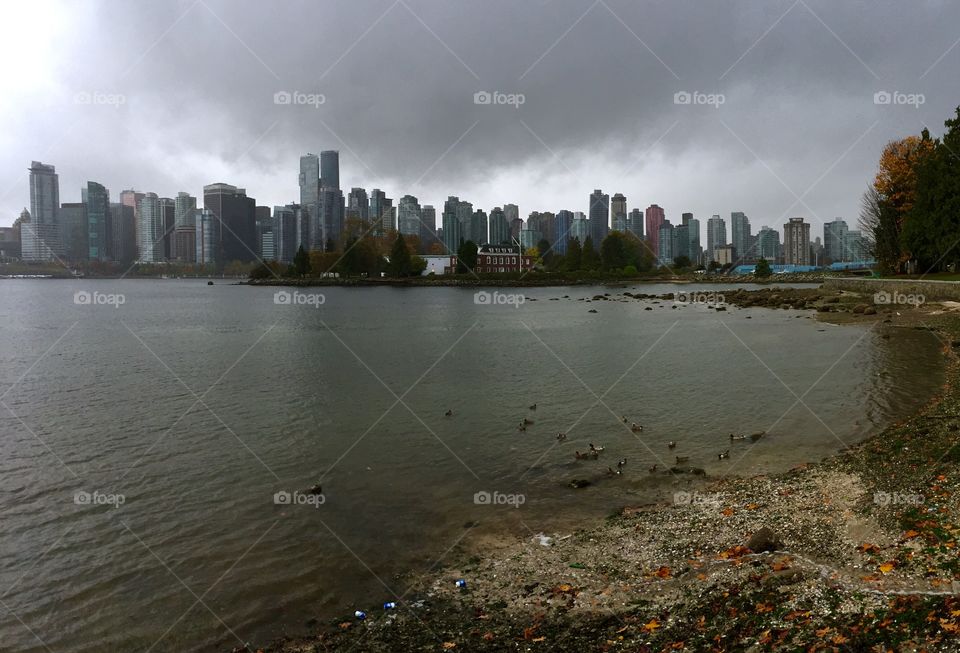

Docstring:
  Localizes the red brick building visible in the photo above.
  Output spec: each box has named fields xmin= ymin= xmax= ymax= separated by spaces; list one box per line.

xmin=445 ymin=244 xmax=534 ymax=274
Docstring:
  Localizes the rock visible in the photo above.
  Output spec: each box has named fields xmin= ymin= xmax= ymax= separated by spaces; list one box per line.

xmin=863 ymin=306 xmax=877 ymax=315
xmin=568 ymin=479 xmax=591 ymax=489
xmin=747 ymin=527 xmax=782 ymax=553
xmin=644 ymin=307 xmax=653 ymax=311
xmin=852 ymin=304 xmax=868 ymax=314
xmin=817 ymin=305 xmax=832 ymax=313
xmin=588 ymin=309 xmax=598 ymax=313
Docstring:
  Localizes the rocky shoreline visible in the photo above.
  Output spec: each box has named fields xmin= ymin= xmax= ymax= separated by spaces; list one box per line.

xmin=243 ymin=286 xmax=960 ymax=652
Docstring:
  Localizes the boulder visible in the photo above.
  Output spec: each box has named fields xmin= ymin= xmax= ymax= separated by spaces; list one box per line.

xmin=747 ymin=527 xmax=782 ymax=553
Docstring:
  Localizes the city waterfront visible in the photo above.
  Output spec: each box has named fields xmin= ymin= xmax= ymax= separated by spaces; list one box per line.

xmin=0 ymin=280 xmax=945 ymax=652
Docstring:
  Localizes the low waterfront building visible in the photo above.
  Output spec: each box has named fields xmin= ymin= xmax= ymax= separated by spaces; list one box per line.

xmin=445 ymin=244 xmax=534 ymax=274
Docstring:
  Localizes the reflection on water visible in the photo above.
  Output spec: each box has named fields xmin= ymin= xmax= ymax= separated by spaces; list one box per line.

xmin=0 ymin=280 xmax=944 ymax=652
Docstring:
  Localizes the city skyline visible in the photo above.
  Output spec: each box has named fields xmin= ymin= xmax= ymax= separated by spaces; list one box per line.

xmin=3 ymin=1 xmax=960 ymax=235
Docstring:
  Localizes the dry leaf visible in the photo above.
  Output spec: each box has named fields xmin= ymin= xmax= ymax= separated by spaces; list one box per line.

xmin=879 ymin=562 xmax=896 ymax=574
xmin=654 ymin=566 xmax=672 ymax=578
xmin=442 ymin=643 xmax=457 ymax=650
xmin=643 ymin=619 xmax=661 ymax=632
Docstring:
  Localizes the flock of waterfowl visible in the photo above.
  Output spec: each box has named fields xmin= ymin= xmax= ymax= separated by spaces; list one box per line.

xmin=443 ymin=404 xmax=768 ymax=472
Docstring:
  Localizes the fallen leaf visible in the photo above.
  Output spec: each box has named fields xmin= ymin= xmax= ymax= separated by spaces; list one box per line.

xmin=746 ymin=503 xmax=760 ymax=510
xmin=532 ymin=636 xmax=546 ymax=642
xmin=654 ymin=566 xmax=672 ymax=578
xmin=904 ymin=530 xmax=921 ymax=539
xmin=756 ymin=603 xmax=774 ymax=613
xmin=643 ymin=619 xmax=661 ymax=632
xmin=879 ymin=562 xmax=896 ymax=574
xmin=442 ymin=643 xmax=457 ymax=650
xmin=721 ymin=507 xmax=734 ymax=516
xmin=482 ymin=632 xmax=495 ymax=641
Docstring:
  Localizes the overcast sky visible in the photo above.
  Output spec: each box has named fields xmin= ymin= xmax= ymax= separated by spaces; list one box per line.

xmin=2 ymin=0 xmax=958 ymax=239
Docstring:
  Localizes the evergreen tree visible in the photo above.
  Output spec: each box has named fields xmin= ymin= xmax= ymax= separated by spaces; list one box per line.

xmin=293 ymin=245 xmax=310 ymax=277
xmin=388 ymin=232 xmax=413 ymax=277
xmin=581 ymin=236 xmax=599 ymax=270
xmin=754 ymin=257 xmax=772 ymax=277
xmin=456 ymin=240 xmax=478 ymax=274
xmin=565 ymin=237 xmax=582 ymax=271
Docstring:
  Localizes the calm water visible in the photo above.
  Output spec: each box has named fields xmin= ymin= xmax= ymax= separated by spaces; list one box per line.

xmin=0 ymin=280 xmax=944 ymax=652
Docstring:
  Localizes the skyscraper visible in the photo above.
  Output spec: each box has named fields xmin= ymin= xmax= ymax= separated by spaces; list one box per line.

xmin=59 ymin=202 xmax=87 ymax=262
xmin=554 ymin=210 xmax=573 ymax=254
xmin=159 ymin=197 xmax=175 ymax=260
xmin=137 ymin=193 xmax=163 ymax=262
xmin=783 ymin=217 xmax=811 ymax=266
xmin=489 ymin=207 xmax=509 ymax=246
xmin=84 ymin=182 xmax=111 ymax=262
xmin=369 ymin=188 xmax=387 ymax=235
xmin=398 ymin=194 xmax=421 ymax=238
xmin=611 ymin=193 xmax=627 ymax=232
xmin=657 ymin=220 xmax=674 ymax=265
xmin=628 ymin=208 xmax=644 ymax=240
xmin=347 ymin=187 xmax=369 ymax=221
xmin=320 ymin=150 xmax=340 ymax=190
xmin=588 ymin=189 xmax=609 ymax=244
xmin=682 ymin=213 xmax=701 ymax=265
xmin=645 ymin=204 xmax=665 ymax=255
xmin=203 ymin=183 xmax=258 ymax=264
xmin=757 ymin=226 xmax=780 ymax=262
xmin=824 ymin=218 xmax=849 ymax=262
xmin=110 ymin=202 xmax=136 ymax=264
xmin=195 ymin=208 xmax=217 ymax=265
xmin=503 ymin=204 xmax=519 ymax=227
xmin=731 ymin=211 xmax=752 ymax=263
xmin=420 ymin=205 xmax=437 ymax=251
xmin=171 ymin=192 xmax=197 ymax=262
xmin=571 ymin=213 xmax=589 ymax=243
xmin=23 ymin=161 xmax=61 ymax=261
xmin=442 ymin=196 xmax=462 ymax=253
xmin=273 ymin=204 xmax=299 ymax=264
xmin=706 ymin=215 xmax=727 ymax=263
xmin=672 ymin=223 xmax=689 ymax=265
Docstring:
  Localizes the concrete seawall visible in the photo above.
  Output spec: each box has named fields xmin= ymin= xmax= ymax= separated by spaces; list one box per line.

xmin=823 ymin=277 xmax=960 ymax=301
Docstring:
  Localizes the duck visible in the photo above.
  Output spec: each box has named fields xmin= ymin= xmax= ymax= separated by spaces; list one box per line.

xmin=750 ymin=431 xmax=766 ymax=442
xmin=575 ymin=450 xmax=599 ymax=460
xmin=556 ymin=432 xmax=566 ymax=441
xmin=617 ymin=458 xmax=627 ymax=470
xmin=631 ymin=423 xmax=643 ymax=432
xmin=675 ymin=455 xmax=690 ymax=464
xmin=606 ymin=466 xmax=620 ymax=477
xmin=518 ymin=423 xmax=526 ymax=432
xmin=444 ymin=409 xmax=453 ymax=417
xmin=718 ymin=450 xmax=730 ymax=460
xmin=523 ymin=417 xmax=534 ymax=425
xmin=589 ymin=443 xmax=604 ymax=453
xmin=648 ymin=464 xmax=657 ymax=473
xmin=667 ymin=441 xmax=677 ymax=449
xmin=621 ymin=415 xmax=628 ymax=423
xmin=529 ymin=403 xmax=537 ymax=410
xmin=729 ymin=433 xmax=746 ymax=441
xmin=307 ymin=483 xmax=322 ymax=495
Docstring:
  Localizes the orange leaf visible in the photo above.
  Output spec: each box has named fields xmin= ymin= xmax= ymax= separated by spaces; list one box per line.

xmin=879 ymin=562 xmax=896 ymax=574
xmin=643 ymin=619 xmax=661 ymax=632
xmin=532 ymin=636 xmax=546 ymax=642
xmin=482 ymin=632 xmax=495 ymax=641
xmin=746 ymin=503 xmax=759 ymax=510
xmin=654 ymin=566 xmax=672 ymax=578
xmin=904 ymin=530 xmax=920 ymax=539
xmin=721 ymin=507 xmax=734 ymax=516
xmin=442 ymin=643 xmax=457 ymax=650
xmin=756 ymin=603 xmax=774 ymax=613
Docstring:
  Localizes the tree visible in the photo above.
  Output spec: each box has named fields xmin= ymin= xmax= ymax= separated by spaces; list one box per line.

xmin=600 ymin=232 xmax=631 ymax=270
xmin=456 ymin=240 xmax=478 ymax=274
xmin=565 ymin=237 xmax=582 ymax=271
xmin=249 ymin=261 xmax=282 ymax=280
xmin=754 ymin=257 xmax=772 ymax=278
xmin=865 ymin=134 xmax=935 ymax=273
xmin=293 ymin=245 xmax=310 ymax=277
xmin=536 ymin=238 xmax=553 ymax=265
xmin=387 ymin=232 xmax=413 ymax=277
xmin=410 ymin=255 xmax=427 ymax=276
xmin=581 ymin=236 xmax=599 ymax=270
xmin=672 ymin=255 xmax=692 ymax=269
xmin=707 ymin=260 xmax=721 ymax=272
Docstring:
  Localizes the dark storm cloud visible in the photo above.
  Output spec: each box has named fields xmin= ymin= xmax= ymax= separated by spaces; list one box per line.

xmin=2 ymin=0 xmax=959 ymax=233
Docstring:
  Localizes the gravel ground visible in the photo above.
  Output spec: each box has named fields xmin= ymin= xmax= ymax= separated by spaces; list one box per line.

xmin=246 ymin=288 xmax=960 ymax=653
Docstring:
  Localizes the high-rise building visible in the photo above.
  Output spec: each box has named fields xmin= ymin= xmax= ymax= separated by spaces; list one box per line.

xmin=706 ymin=215 xmax=727 ymax=263
xmin=320 ymin=150 xmax=339 ymax=190
xmin=420 ymin=205 xmax=437 ymax=251
xmin=628 ymin=208 xmax=644 ymax=240
xmin=611 ymin=193 xmax=627 ymax=232
xmin=657 ymin=220 xmax=674 ymax=265
xmin=274 ymin=204 xmax=300 ymax=263
xmin=503 ymin=204 xmax=519 ymax=226
xmin=442 ymin=196 xmax=462 ymax=253
xmin=369 ymin=189 xmax=389 ymax=235
xmin=588 ymin=189 xmax=609 ymax=244
xmin=59 ymin=202 xmax=87 ymax=262
xmin=783 ymin=217 xmax=811 ymax=266
xmin=509 ymin=215 xmax=524 ymax=242
xmin=23 ymin=161 xmax=61 ymax=261
xmin=824 ymin=218 xmax=850 ymax=262
xmin=731 ymin=212 xmax=752 ymax=263
xmin=299 ymin=154 xmax=321 ymax=248
xmin=83 ymin=182 xmax=111 ymax=262
xmin=203 ymin=183 xmax=257 ymax=264
xmin=347 ymin=187 xmax=369 ymax=221
xmin=159 ymin=197 xmax=175 ymax=260
xmin=398 ymin=194 xmax=422 ymax=238
xmin=554 ymin=210 xmax=573 ymax=254
xmin=170 ymin=192 xmax=197 ymax=262
xmin=571 ymin=213 xmax=589 ymax=243
xmin=471 ymin=209 xmax=488 ymax=245
xmin=757 ymin=226 xmax=780 ymax=262
xmin=682 ymin=213 xmax=701 ymax=264
xmin=137 ymin=193 xmax=163 ymax=262
xmin=672 ymin=224 xmax=689 ymax=265
xmin=195 ymin=208 xmax=217 ymax=265
xmin=645 ymin=204 xmax=665 ymax=255
xmin=319 ymin=188 xmax=344 ymax=249
xmin=110 ymin=201 xmax=136 ymax=264
xmin=119 ymin=189 xmax=144 ymax=261
xmin=489 ymin=207 xmax=509 ymax=246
